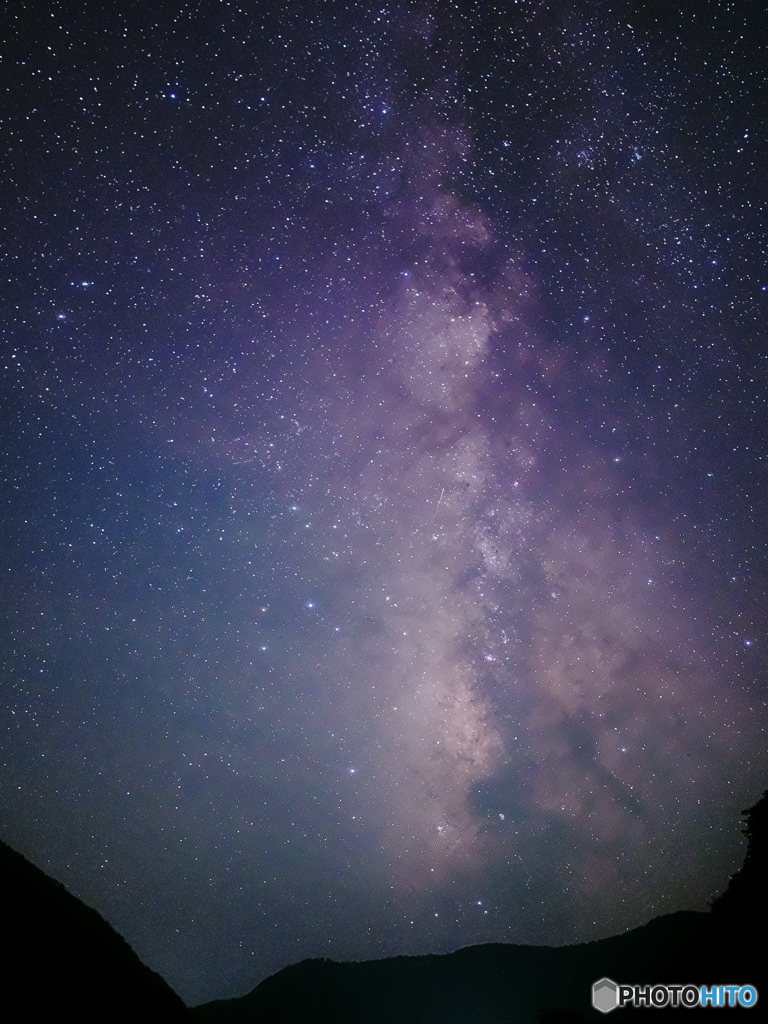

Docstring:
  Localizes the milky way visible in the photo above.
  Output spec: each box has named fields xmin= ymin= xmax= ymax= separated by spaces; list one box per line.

xmin=232 ymin=119 xmax=761 ymax=926
xmin=1 ymin=0 xmax=767 ymax=1006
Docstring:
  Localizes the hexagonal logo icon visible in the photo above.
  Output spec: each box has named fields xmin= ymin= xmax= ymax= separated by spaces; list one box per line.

xmin=592 ymin=977 xmax=619 ymax=1013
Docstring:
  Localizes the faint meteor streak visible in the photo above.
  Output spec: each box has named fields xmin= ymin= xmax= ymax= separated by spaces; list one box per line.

xmin=433 ymin=487 xmax=446 ymax=520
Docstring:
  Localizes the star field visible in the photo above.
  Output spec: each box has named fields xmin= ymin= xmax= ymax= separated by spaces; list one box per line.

xmin=1 ymin=0 xmax=767 ymax=1007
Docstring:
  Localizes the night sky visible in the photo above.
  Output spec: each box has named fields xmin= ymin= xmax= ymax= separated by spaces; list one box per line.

xmin=2 ymin=0 xmax=767 ymax=1007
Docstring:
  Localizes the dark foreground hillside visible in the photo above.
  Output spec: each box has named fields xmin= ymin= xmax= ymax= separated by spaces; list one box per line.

xmin=2 ymin=790 xmax=764 ymax=1022
xmin=192 ymin=791 xmax=767 ymax=1024
xmin=650 ymin=789 xmax=768 ymax=1019
xmin=191 ymin=911 xmax=707 ymax=1024
xmin=0 ymin=838 xmax=190 ymax=1022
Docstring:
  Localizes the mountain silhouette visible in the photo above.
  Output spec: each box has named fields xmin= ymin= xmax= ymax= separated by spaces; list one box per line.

xmin=648 ymin=789 xmax=768 ymax=1019
xmin=697 ymin=787 xmax=768 ymax=983
xmin=3 ymin=790 xmax=765 ymax=1022
xmin=190 ymin=911 xmax=708 ymax=1023
xmin=192 ymin=791 xmax=768 ymax=1023
xmin=0 ymin=838 xmax=189 ymax=1022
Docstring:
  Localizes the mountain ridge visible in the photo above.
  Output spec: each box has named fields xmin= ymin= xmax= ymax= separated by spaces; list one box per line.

xmin=2 ymin=789 xmax=764 ymax=1022
xmin=190 ymin=909 xmax=709 ymax=1023
xmin=0 ymin=837 xmax=190 ymax=1021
